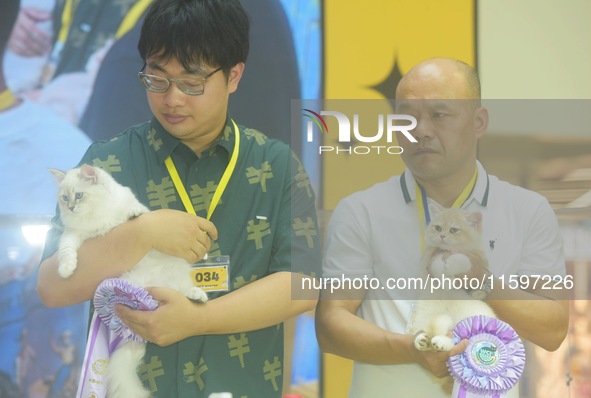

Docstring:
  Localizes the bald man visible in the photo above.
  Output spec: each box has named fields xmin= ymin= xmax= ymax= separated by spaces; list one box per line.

xmin=315 ymin=58 xmax=568 ymax=397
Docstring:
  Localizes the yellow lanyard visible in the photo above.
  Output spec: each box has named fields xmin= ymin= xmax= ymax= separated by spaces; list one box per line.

xmin=57 ymin=0 xmax=152 ymax=44
xmin=415 ymin=167 xmax=478 ymax=251
xmin=56 ymin=0 xmax=75 ymax=45
xmin=115 ymin=0 xmax=153 ymax=38
xmin=0 ymin=89 xmax=17 ymax=111
xmin=164 ymin=120 xmax=240 ymax=221
xmin=47 ymin=0 xmax=153 ymax=85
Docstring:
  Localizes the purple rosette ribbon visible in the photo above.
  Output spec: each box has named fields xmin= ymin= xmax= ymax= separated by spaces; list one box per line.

xmin=93 ymin=278 xmax=159 ymax=344
xmin=447 ymin=315 xmax=525 ymax=398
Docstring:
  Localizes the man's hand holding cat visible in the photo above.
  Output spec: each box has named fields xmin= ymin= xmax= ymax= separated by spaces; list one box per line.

xmin=410 ymin=335 xmax=468 ymax=378
xmin=137 ymin=209 xmax=218 ymax=263
xmin=116 ymin=287 xmax=197 ymax=346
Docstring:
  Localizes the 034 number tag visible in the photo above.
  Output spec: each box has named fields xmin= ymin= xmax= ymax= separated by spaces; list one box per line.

xmin=191 ymin=255 xmax=230 ymax=292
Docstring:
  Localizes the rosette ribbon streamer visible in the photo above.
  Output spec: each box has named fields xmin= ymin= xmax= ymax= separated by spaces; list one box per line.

xmin=76 ymin=278 xmax=159 ymax=397
xmin=447 ymin=315 xmax=525 ymax=398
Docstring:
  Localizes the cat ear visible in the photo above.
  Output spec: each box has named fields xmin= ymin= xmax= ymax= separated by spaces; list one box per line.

xmin=48 ymin=168 xmax=66 ymax=183
xmin=427 ymin=201 xmax=445 ymax=217
xmin=79 ymin=164 xmax=99 ymax=184
xmin=465 ymin=211 xmax=482 ymax=229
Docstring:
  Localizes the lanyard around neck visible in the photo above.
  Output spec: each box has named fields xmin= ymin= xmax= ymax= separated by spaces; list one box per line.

xmin=0 ymin=89 xmax=17 ymax=111
xmin=56 ymin=0 xmax=75 ymax=45
xmin=57 ymin=0 xmax=152 ymax=45
xmin=415 ymin=167 xmax=478 ymax=251
xmin=48 ymin=0 xmax=153 ymax=86
xmin=164 ymin=120 xmax=240 ymax=221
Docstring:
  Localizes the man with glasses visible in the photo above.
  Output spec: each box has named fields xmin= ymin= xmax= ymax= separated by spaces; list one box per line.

xmin=139 ymin=66 xmax=223 ymax=96
xmin=37 ymin=1 xmax=320 ymax=397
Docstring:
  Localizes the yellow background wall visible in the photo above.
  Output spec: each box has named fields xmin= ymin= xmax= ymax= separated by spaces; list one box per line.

xmin=322 ymin=0 xmax=476 ymax=211
xmin=478 ymin=0 xmax=591 ymax=99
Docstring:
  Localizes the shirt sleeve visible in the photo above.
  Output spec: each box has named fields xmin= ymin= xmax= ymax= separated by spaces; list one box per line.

xmin=518 ymin=196 xmax=566 ymax=277
xmin=267 ymin=148 xmax=321 ymax=281
xmin=322 ymin=193 xmax=375 ymax=279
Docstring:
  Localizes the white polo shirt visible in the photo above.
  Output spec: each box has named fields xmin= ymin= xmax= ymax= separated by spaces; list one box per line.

xmin=322 ymin=161 xmax=565 ymax=398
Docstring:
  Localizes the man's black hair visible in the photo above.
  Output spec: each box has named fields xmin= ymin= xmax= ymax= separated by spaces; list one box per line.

xmin=138 ymin=0 xmax=249 ymax=73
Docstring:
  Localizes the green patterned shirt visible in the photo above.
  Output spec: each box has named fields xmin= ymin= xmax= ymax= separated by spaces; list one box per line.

xmin=42 ymin=117 xmax=320 ymax=397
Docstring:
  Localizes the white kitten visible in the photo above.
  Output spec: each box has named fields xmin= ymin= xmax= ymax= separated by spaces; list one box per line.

xmin=51 ymin=164 xmax=207 ymax=398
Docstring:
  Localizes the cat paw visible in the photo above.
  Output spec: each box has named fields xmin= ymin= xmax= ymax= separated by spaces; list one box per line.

xmin=414 ymin=332 xmax=432 ymax=351
xmin=429 ymin=256 xmax=447 ymax=276
xmin=58 ymin=263 xmax=77 ymax=278
xmin=186 ymin=287 xmax=208 ymax=303
xmin=431 ymin=335 xmax=454 ymax=351
xmin=58 ymin=250 xmax=78 ymax=278
xmin=444 ymin=253 xmax=471 ymax=276
xmin=129 ymin=205 xmax=147 ymax=218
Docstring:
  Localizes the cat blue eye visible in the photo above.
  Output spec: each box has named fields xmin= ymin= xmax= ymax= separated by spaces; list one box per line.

xmin=62 ymin=195 xmax=68 ymax=201
xmin=449 ymin=227 xmax=459 ymax=234
xmin=434 ymin=225 xmax=442 ymax=232
xmin=75 ymin=192 xmax=84 ymax=200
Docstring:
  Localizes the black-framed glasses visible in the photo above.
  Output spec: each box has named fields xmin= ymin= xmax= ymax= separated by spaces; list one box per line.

xmin=138 ymin=66 xmax=223 ymax=95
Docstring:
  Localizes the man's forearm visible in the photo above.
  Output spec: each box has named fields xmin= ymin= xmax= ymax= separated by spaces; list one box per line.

xmin=116 ymin=272 xmax=318 ymax=346
xmin=316 ymin=302 xmax=415 ymax=365
xmin=196 ymin=272 xmax=317 ymax=335
xmin=486 ymin=277 xmax=569 ymax=351
xmin=38 ymin=216 xmax=152 ymax=307
xmin=488 ymin=297 xmax=568 ymax=351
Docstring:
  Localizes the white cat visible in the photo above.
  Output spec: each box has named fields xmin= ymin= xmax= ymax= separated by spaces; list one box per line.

xmin=412 ymin=204 xmax=495 ymax=393
xmin=51 ymin=164 xmax=207 ymax=398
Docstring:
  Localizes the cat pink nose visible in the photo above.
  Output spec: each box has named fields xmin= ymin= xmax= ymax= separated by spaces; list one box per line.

xmin=440 ymin=234 xmax=446 ymax=240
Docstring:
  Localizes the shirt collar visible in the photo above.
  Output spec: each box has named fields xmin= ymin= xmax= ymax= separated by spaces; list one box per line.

xmin=400 ymin=160 xmax=490 ymax=207
xmin=149 ymin=117 xmax=236 ymax=165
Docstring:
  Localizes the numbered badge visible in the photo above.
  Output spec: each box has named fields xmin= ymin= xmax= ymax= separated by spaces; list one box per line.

xmin=191 ymin=255 xmax=230 ymax=292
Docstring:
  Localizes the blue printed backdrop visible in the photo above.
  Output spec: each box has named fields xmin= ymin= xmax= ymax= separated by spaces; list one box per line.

xmin=0 ymin=222 xmax=88 ymax=398
xmin=278 ymin=0 xmax=322 ymax=387
xmin=279 ymin=0 xmax=322 ymax=100
xmin=279 ymin=0 xmax=323 ymax=195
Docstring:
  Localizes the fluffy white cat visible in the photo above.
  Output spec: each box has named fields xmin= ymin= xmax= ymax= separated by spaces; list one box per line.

xmin=51 ymin=164 xmax=207 ymax=398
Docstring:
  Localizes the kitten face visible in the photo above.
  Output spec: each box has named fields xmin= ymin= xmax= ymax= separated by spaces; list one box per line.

xmin=58 ymin=185 xmax=87 ymax=214
xmin=425 ymin=207 xmax=482 ymax=250
xmin=50 ymin=165 xmax=105 ymax=220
